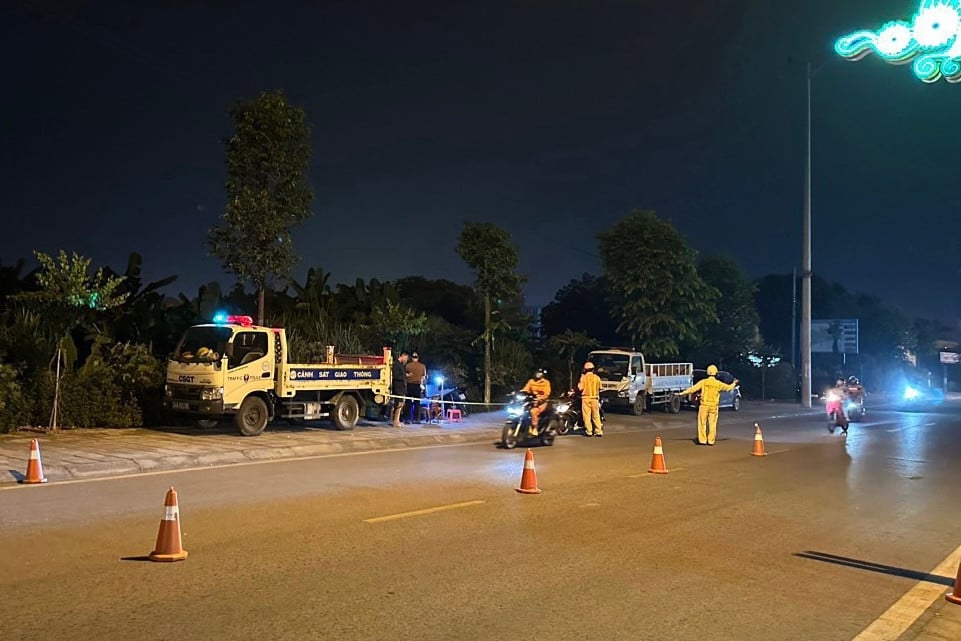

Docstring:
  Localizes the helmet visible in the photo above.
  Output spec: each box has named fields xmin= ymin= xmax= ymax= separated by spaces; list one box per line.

xmin=706 ymin=364 xmax=718 ymax=376
xmin=848 ymin=376 xmax=859 ymax=385
xmin=836 ymin=378 xmax=845 ymax=386
xmin=583 ymin=361 xmax=595 ymax=370
xmin=534 ymin=368 xmax=546 ymax=378
xmin=196 ymin=347 xmax=211 ymax=358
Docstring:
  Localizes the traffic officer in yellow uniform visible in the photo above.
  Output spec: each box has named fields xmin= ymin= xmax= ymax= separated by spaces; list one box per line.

xmin=577 ymin=361 xmax=603 ymax=437
xmin=678 ymin=365 xmax=738 ymax=446
xmin=521 ymin=369 xmax=551 ymax=435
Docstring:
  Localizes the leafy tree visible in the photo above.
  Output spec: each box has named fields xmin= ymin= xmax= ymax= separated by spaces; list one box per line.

xmin=540 ymin=274 xmax=621 ymax=345
xmin=695 ymin=256 xmax=759 ymax=367
xmin=547 ymin=330 xmax=599 ymax=389
xmin=11 ymin=251 xmax=128 ymax=430
xmin=456 ymin=222 xmax=526 ymax=403
xmin=367 ymin=299 xmax=428 ymax=351
xmin=597 ymin=210 xmax=717 ymax=357
xmin=208 ymin=89 xmax=314 ymax=325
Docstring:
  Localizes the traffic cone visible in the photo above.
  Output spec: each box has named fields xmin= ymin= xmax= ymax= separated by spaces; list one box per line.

xmin=148 ymin=487 xmax=188 ymax=562
xmin=648 ymin=436 xmax=668 ymax=474
xmin=947 ymin=559 xmax=961 ymax=605
xmin=20 ymin=439 xmax=47 ymax=484
xmin=515 ymin=449 xmax=542 ymax=494
xmin=751 ymin=423 xmax=768 ymax=457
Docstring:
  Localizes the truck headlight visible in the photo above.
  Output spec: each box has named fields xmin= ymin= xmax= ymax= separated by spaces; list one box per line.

xmin=201 ymin=387 xmax=224 ymax=401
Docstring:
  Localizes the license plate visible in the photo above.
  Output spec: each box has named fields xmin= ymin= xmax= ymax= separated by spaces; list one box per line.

xmin=172 ymin=401 xmax=190 ymax=410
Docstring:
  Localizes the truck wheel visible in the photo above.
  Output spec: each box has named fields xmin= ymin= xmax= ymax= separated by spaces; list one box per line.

xmin=630 ymin=393 xmax=645 ymax=416
xmin=333 ymin=395 xmax=359 ymax=431
xmin=668 ymin=393 xmax=681 ymax=414
xmin=236 ymin=396 xmax=269 ymax=436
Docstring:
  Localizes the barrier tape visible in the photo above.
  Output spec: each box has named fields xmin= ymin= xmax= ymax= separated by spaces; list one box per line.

xmin=385 ymin=393 xmax=510 ymax=407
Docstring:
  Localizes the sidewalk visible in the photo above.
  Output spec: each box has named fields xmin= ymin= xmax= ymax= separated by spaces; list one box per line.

xmin=0 ymin=414 xmax=506 ymax=484
xmin=0 ymin=401 xmax=815 ymax=485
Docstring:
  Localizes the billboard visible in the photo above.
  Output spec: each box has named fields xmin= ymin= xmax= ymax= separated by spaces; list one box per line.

xmin=812 ymin=319 xmax=859 ymax=354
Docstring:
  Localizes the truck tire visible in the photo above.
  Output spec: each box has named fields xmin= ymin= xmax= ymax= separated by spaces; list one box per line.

xmin=630 ymin=392 xmax=646 ymax=416
xmin=667 ymin=393 xmax=681 ymax=414
xmin=236 ymin=396 xmax=270 ymax=436
xmin=333 ymin=395 xmax=359 ymax=431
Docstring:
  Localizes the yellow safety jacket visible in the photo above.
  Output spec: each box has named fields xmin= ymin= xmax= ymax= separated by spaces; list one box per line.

xmin=681 ymin=375 xmax=736 ymax=407
xmin=578 ymin=372 xmax=601 ymax=398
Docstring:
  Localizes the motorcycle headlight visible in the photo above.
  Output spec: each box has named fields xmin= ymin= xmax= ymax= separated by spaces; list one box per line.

xmin=201 ymin=387 xmax=224 ymax=401
xmin=904 ymin=386 xmax=919 ymax=400
xmin=514 ymin=393 xmax=526 ymax=402
xmin=556 ymin=403 xmax=570 ymax=413
xmin=506 ymin=406 xmax=522 ymax=417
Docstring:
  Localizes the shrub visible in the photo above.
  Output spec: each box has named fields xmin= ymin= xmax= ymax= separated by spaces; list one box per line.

xmin=0 ymin=362 xmax=26 ymax=432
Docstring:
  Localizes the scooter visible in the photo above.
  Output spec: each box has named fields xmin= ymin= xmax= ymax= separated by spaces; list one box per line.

xmin=501 ymin=391 xmax=559 ymax=449
xmin=823 ymin=390 xmax=849 ymax=435
xmin=554 ymin=389 xmax=606 ymax=435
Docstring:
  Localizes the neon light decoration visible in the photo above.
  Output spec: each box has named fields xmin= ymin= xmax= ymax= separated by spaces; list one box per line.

xmin=835 ymin=0 xmax=961 ymax=83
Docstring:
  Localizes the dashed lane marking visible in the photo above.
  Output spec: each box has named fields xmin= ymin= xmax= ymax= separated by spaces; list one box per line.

xmin=849 ymin=542 xmax=961 ymax=641
xmin=364 ymin=500 xmax=486 ymax=524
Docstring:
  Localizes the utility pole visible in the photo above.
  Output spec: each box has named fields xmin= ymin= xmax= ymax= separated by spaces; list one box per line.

xmin=791 ymin=266 xmax=797 ymax=367
xmin=801 ymin=62 xmax=813 ymax=408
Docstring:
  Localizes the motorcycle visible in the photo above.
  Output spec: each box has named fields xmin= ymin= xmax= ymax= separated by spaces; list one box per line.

xmin=844 ymin=387 xmax=866 ymax=420
xmin=554 ymin=389 xmax=606 ymax=435
xmin=501 ymin=391 xmax=560 ymax=449
xmin=823 ymin=389 xmax=849 ymax=434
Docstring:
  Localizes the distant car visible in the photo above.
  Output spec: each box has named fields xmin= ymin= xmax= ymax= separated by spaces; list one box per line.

xmin=899 ymin=380 xmax=944 ymax=410
xmin=683 ymin=369 xmax=742 ymax=411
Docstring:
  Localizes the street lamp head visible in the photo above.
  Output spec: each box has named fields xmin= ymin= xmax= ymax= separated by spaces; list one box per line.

xmin=835 ymin=1 xmax=961 ymax=83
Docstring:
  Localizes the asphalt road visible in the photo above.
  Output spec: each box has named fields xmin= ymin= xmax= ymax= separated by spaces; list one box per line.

xmin=2 ymin=402 xmax=959 ymax=641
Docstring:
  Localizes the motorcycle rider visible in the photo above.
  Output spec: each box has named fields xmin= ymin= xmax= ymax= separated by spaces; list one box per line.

xmin=521 ymin=369 xmax=552 ymax=436
xmin=824 ymin=378 xmax=851 ymax=434
xmin=577 ymin=361 xmax=603 ymax=437
xmin=678 ymin=364 xmax=739 ymax=446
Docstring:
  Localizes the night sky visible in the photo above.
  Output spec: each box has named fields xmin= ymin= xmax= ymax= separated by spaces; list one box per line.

xmin=3 ymin=0 xmax=960 ymax=323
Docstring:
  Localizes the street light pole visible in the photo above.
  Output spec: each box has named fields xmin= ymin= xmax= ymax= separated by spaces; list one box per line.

xmin=801 ymin=62 xmax=813 ymax=408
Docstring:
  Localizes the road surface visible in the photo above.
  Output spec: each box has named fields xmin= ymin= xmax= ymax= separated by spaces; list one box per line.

xmin=2 ymin=403 xmax=959 ymax=641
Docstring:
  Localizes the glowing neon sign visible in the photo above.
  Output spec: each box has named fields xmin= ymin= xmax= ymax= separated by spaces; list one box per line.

xmin=835 ymin=0 xmax=961 ymax=83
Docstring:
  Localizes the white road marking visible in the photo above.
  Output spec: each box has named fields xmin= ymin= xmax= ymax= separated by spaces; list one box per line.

xmin=763 ymin=449 xmax=791 ymax=455
xmin=363 ymin=500 xmax=485 ymax=524
xmin=0 ymin=440 xmax=484 ymax=491
xmin=850 ymin=542 xmax=961 ymax=641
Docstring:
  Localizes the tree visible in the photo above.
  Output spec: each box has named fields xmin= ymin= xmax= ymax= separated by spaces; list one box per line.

xmin=695 ymin=256 xmax=759 ymax=367
xmin=11 ymin=251 xmax=127 ymax=430
xmin=597 ymin=210 xmax=717 ymax=357
xmin=547 ymin=330 xmax=599 ymax=389
xmin=456 ymin=222 xmax=526 ymax=403
xmin=367 ymin=299 xmax=428 ymax=350
xmin=208 ymin=89 xmax=314 ymax=325
xmin=540 ymin=273 xmax=621 ymax=345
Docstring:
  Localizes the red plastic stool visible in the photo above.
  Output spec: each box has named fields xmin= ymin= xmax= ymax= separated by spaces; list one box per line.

xmin=446 ymin=408 xmax=463 ymax=422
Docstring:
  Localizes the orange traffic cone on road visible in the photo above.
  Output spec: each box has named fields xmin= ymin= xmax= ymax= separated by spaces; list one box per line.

xmin=648 ymin=436 xmax=668 ymax=474
xmin=947 ymin=559 xmax=961 ymax=605
xmin=20 ymin=439 xmax=47 ymax=484
xmin=516 ymin=449 xmax=542 ymax=494
xmin=751 ymin=423 xmax=768 ymax=457
xmin=148 ymin=487 xmax=188 ymax=562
